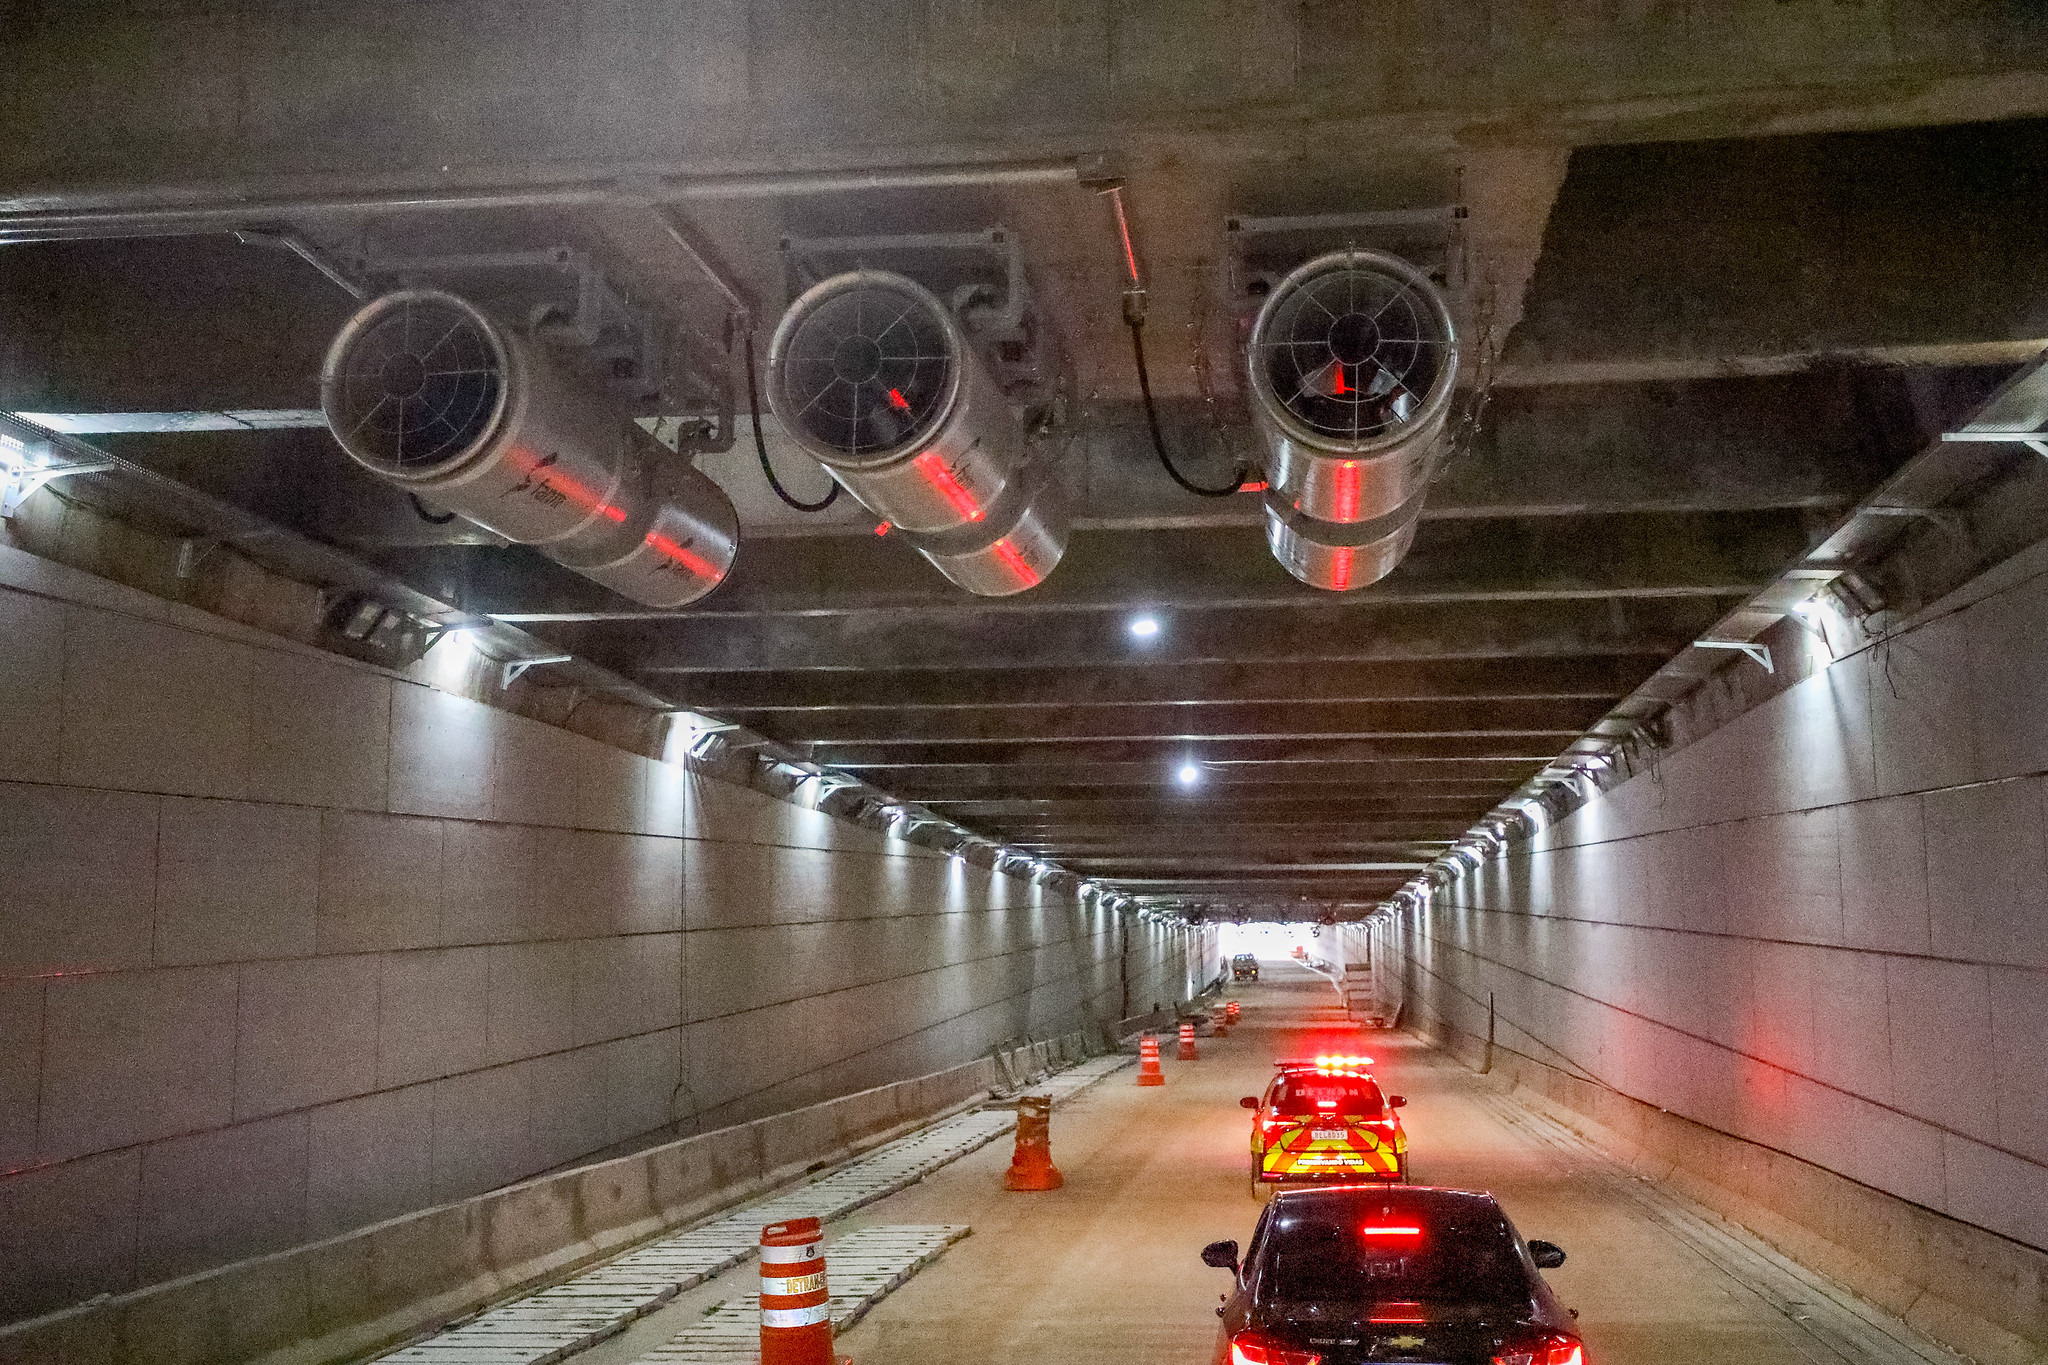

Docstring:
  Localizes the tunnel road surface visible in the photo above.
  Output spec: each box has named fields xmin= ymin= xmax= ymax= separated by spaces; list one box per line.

xmin=583 ymin=957 xmax=1955 ymax=1365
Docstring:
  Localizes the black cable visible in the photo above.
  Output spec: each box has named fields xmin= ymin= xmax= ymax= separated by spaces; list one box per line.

xmin=745 ymin=331 xmax=840 ymax=513
xmin=1127 ymin=317 xmax=1244 ymax=499
xmin=407 ymin=493 xmax=456 ymax=525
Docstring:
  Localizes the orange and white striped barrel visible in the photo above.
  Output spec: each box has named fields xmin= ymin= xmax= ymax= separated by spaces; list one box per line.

xmin=759 ymin=1216 xmax=833 ymax=1365
xmin=1136 ymin=1032 xmax=1166 ymax=1085
xmin=1177 ymin=1019 xmax=1199 ymax=1061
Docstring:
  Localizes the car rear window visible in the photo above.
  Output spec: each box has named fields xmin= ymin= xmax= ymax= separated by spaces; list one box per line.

xmin=1260 ymin=1201 xmax=1529 ymax=1306
xmin=1271 ymin=1074 xmax=1385 ymax=1117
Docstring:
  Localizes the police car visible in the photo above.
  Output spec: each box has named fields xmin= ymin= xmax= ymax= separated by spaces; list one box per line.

xmin=1243 ymin=1055 xmax=1407 ymax=1197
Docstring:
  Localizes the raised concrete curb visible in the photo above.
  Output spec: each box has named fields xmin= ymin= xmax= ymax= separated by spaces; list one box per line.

xmin=1415 ymin=1021 xmax=2048 ymax=1365
xmin=0 ymin=1054 xmax=1010 ymax=1365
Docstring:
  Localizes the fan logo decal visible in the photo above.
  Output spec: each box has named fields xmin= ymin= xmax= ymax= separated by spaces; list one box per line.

xmin=506 ymin=451 xmax=568 ymax=508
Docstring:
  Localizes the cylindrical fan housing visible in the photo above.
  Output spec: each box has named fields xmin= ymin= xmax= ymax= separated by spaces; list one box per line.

xmin=321 ymin=289 xmax=737 ymax=607
xmin=1246 ymin=250 xmax=1459 ymax=591
xmin=765 ymin=270 xmax=1064 ymax=595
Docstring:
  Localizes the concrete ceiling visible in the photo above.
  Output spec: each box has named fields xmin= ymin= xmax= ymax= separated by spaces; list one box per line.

xmin=4 ymin=2 xmax=2047 ymax=916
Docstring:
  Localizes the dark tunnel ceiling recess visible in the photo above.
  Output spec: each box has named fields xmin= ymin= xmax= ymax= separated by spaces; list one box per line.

xmin=7 ymin=117 xmax=2048 ymax=916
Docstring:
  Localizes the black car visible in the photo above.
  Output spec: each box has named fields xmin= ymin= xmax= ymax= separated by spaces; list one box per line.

xmin=1233 ymin=954 xmax=1261 ymax=981
xmin=1202 ymin=1186 xmax=1581 ymax=1365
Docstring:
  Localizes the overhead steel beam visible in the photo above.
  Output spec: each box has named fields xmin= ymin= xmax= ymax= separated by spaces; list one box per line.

xmin=480 ymin=509 xmax=1809 ymax=620
xmin=912 ymin=783 xmax=1509 ymax=804
xmin=814 ymin=734 xmax=1567 ymax=768
xmin=625 ymin=596 xmax=1743 ymax=675
xmin=1065 ymin=860 xmax=1432 ymax=872
xmin=654 ymin=656 xmax=1649 ymax=711
xmin=745 ymin=697 xmax=1612 ymax=745
xmin=0 ymin=156 xmax=1100 ymax=240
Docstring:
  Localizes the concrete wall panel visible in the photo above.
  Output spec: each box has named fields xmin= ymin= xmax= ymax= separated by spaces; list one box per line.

xmin=155 ymin=797 xmax=320 ymax=967
xmin=0 ymin=981 xmax=39 ymax=1172
xmin=59 ymin=610 xmax=253 ymax=800
xmin=0 ymin=552 xmax=1196 ymax=1326
xmin=304 ymin=1086 xmax=435 ymax=1240
xmin=40 ymin=967 xmax=237 ymax=1161
xmin=245 ymin=652 xmax=390 ymax=812
xmin=0 ymin=589 xmax=63 ymax=785
xmin=1403 ymin=546 xmax=2048 ymax=1278
xmin=136 ymin=1112 xmax=308 ymax=1284
xmin=0 ymin=1150 xmax=140 ymax=1323
xmin=316 ymin=811 xmax=443 ymax=955
xmin=0 ymin=782 xmax=158 ymax=977
xmin=376 ymin=948 xmax=491 ymax=1089
xmin=233 ymin=955 xmax=380 ymax=1120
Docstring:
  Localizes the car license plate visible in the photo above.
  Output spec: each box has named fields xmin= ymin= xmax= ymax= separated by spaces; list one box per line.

xmin=1312 ymin=1128 xmax=1349 ymax=1140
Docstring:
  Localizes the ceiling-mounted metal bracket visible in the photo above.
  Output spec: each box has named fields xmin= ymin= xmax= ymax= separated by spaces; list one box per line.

xmin=0 ymin=426 xmax=115 ymax=516
xmin=350 ymin=244 xmax=665 ymax=407
xmin=1695 ymin=639 xmax=1774 ymax=673
xmin=779 ymin=226 xmax=1029 ymax=334
xmin=500 ymin=653 xmax=573 ymax=689
xmin=1224 ymin=203 xmax=1467 ymax=294
xmin=1941 ymin=429 xmax=2048 ymax=459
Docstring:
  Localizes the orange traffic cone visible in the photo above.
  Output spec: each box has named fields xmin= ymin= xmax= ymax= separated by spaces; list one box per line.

xmin=1177 ymin=1019 xmax=1199 ymax=1061
xmin=1003 ymin=1094 xmax=1063 ymax=1190
xmin=1225 ymin=1001 xmax=1241 ymax=1025
xmin=1136 ymin=1032 xmax=1166 ymax=1085
xmin=760 ymin=1216 xmax=834 ymax=1365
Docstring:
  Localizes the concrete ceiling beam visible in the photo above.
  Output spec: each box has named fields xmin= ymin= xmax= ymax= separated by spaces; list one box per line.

xmin=626 ymin=596 xmax=1739 ymax=675
xmin=659 ymin=655 xmax=1648 ymax=710
xmin=759 ymin=696 xmax=1614 ymax=746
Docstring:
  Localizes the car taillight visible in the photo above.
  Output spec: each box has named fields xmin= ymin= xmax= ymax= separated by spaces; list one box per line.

xmin=1493 ymin=1331 xmax=1583 ymax=1365
xmin=1231 ymin=1330 xmax=1323 ymax=1365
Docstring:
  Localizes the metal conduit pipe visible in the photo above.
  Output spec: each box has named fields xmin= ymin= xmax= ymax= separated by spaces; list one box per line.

xmin=0 ymin=156 xmax=1097 ymax=241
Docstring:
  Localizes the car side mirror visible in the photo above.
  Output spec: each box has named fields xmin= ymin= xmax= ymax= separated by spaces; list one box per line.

xmin=1239 ymin=1096 xmax=1261 ymax=1109
xmin=1202 ymin=1239 xmax=1240 ymax=1271
xmin=1528 ymin=1239 xmax=1566 ymax=1269
xmin=1389 ymin=1095 xmax=1407 ymax=1108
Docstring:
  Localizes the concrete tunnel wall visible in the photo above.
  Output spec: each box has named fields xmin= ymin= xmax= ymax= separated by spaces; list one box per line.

xmin=1394 ymin=539 xmax=2048 ymax=1352
xmin=0 ymin=543 xmax=1206 ymax=1328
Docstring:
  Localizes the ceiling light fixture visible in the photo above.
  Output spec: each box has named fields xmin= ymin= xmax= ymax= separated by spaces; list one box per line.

xmin=1177 ymin=762 xmax=1200 ymax=786
xmin=1129 ymin=615 xmax=1161 ymax=639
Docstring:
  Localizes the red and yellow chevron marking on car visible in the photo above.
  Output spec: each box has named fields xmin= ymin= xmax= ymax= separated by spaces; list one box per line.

xmin=1246 ymin=1057 xmax=1408 ymax=1187
xmin=1257 ymin=1116 xmax=1404 ymax=1178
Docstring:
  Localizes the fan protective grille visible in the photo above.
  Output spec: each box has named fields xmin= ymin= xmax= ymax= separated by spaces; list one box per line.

xmin=776 ymin=280 xmax=955 ymax=456
xmin=1253 ymin=258 xmax=1452 ymax=443
xmin=326 ymin=294 xmax=504 ymax=475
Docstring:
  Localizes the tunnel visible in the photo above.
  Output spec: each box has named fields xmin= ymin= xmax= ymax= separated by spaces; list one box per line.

xmin=3 ymin=8 xmax=2048 ymax=1364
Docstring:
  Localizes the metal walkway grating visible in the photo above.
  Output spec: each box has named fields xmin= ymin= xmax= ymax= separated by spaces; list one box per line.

xmin=374 ymin=1054 xmax=1128 ymax=1364
xmin=630 ymin=1224 xmax=971 ymax=1363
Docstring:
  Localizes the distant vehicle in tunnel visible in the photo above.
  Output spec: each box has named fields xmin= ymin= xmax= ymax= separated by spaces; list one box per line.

xmin=1234 ymin=954 xmax=1261 ymax=981
xmin=1245 ymin=1058 xmax=1408 ymax=1195
xmin=1201 ymin=1186 xmax=1580 ymax=1365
